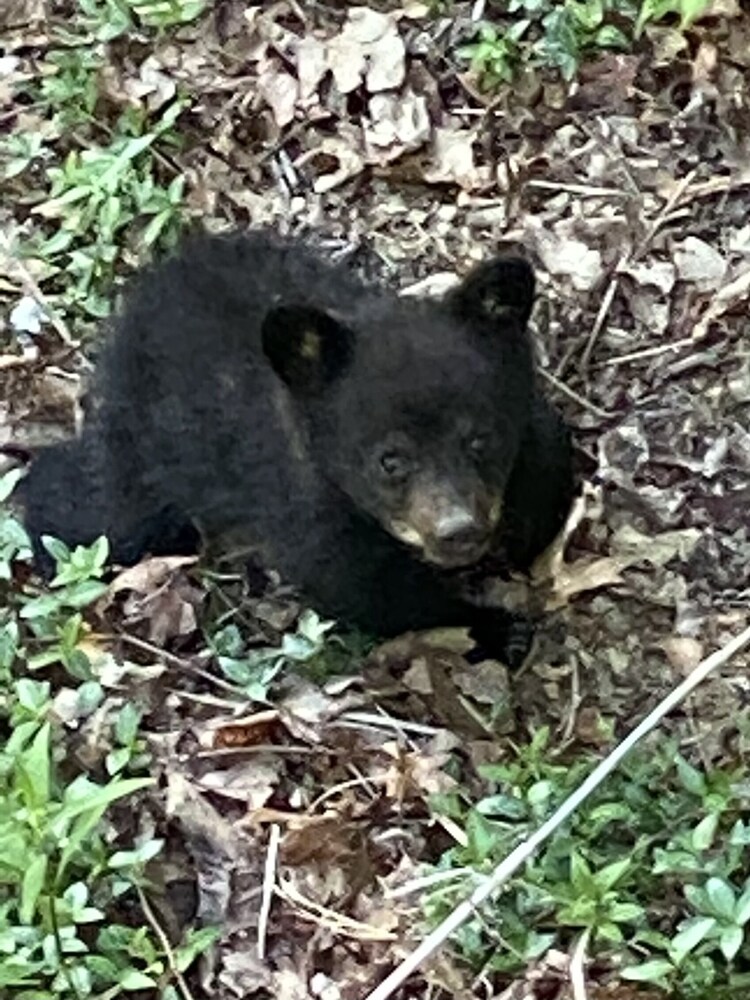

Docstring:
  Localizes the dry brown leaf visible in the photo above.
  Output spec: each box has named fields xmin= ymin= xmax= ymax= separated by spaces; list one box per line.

xmin=0 ymin=0 xmax=45 ymax=30
xmin=693 ymin=265 xmax=750 ymax=340
xmin=673 ymin=236 xmax=726 ymax=290
xmin=661 ymin=636 xmax=704 ymax=672
xmin=297 ymin=137 xmax=365 ymax=193
xmin=366 ymin=27 xmax=406 ymax=92
xmin=257 ymin=58 xmax=299 ymax=128
xmin=382 ymin=744 xmax=456 ymax=799
xmin=200 ymin=709 xmax=282 ymax=749
xmin=364 ymin=90 xmax=430 ymax=164
xmin=198 ymin=760 xmax=281 ymax=808
xmin=621 ymin=259 xmax=676 ymax=294
xmin=545 ymin=555 xmax=625 ymax=610
xmin=610 ymin=524 xmax=701 ymax=567
xmin=423 ymin=126 xmax=490 ymax=191
xmin=107 ymin=557 xmax=203 ymax=644
xmin=296 ymin=35 xmax=328 ymax=101
xmin=108 ymin=555 xmax=197 ymax=595
xmin=279 ymin=812 xmax=359 ymax=865
xmin=528 ymin=219 xmax=604 ymax=292
xmin=279 ymin=678 xmax=363 ymax=742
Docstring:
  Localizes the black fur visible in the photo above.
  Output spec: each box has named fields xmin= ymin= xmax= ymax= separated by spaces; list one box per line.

xmin=19 ymin=230 xmax=574 ymax=665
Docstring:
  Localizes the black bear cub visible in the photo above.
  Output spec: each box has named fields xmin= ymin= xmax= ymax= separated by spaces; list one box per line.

xmin=20 ymin=230 xmax=573 ymax=665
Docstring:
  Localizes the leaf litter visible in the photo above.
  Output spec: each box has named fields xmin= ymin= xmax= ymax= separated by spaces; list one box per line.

xmin=2 ymin=1 xmax=750 ymax=998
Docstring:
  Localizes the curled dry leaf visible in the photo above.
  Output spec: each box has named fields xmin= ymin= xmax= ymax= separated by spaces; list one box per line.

xmin=257 ymin=57 xmax=299 ymax=128
xmin=199 ymin=709 xmax=283 ymax=749
xmin=279 ymin=677 xmax=364 ymax=742
xmin=528 ymin=219 xmax=604 ymax=292
xmin=382 ymin=743 xmax=457 ymax=799
xmin=661 ymin=635 xmax=704 ymax=673
xmin=364 ymin=90 xmax=430 ymax=164
xmin=621 ymin=259 xmax=676 ymax=295
xmin=296 ymin=35 xmax=328 ymax=101
xmin=423 ymin=126 xmax=491 ymax=192
xmin=108 ymin=554 xmax=198 ymax=596
xmin=693 ymin=265 xmax=750 ymax=340
xmin=673 ymin=236 xmax=727 ymax=290
xmin=106 ymin=555 xmax=203 ymax=644
xmin=326 ymin=7 xmax=405 ymax=95
xmin=198 ymin=760 xmax=281 ymax=809
xmin=297 ymin=137 xmax=365 ymax=193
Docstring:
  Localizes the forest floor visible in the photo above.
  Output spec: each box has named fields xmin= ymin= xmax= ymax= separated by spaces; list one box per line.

xmin=1 ymin=2 xmax=749 ymax=999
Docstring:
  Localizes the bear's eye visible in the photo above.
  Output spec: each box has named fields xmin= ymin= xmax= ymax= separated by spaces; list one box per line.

xmin=468 ymin=436 xmax=487 ymax=457
xmin=379 ymin=451 xmax=410 ymax=480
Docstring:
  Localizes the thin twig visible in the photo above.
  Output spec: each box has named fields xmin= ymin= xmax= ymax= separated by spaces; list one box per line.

xmin=538 ymin=368 xmax=614 ymax=420
xmin=527 ymin=180 xmax=628 ymax=198
xmin=579 ymin=168 xmax=697 ymax=374
xmin=257 ymin=824 xmax=281 ymax=961
xmin=579 ymin=255 xmax=625 ymax=372
xmin=136 ymin=885 xmax=195 ymax=1000
xmin=0 ymin=231 xmax=75 ymax=345
xmin=593 ymin=335 xmax=697 ymax=369
xmin=115 ymin=632 xmax=246 ymax=697
xmin=362 ymin=623 xmax=750 ymax=1000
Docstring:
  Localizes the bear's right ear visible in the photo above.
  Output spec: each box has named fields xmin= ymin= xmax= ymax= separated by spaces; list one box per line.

xmin=447 ymin=256 xmax=535 ymax=329
xmin=262 ymin=304 xmax=355 ymax=394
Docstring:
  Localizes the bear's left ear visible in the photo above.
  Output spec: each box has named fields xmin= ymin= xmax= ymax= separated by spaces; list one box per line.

xmin=447 ymin=256 xmax=535 ymax=329
xmin=262 ymin=304 xmax=355 ymax=394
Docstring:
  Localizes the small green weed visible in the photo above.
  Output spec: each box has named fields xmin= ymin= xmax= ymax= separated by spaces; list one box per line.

xmin=75 ymin=0 xmax=208 ymax=42
xmin=211 ymin=610 xmax=339 ymax=700
xmin=0 ymin=0 xmax=193 ymax=325
xmin=426 ymin=727 xmax=750 ymax=995
xmin=0 ymin=482 xmax=218 ymax=997
xmin=460 ymin=0 xmax=711 ymax=85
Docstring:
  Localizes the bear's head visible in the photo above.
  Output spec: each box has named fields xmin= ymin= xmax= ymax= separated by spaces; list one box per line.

xmin=262 ymin=255 xmax=536 ymax=569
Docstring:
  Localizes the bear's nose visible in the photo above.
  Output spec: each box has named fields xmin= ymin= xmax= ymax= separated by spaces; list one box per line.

xmin=434 ymin=508 xmax=484 ymax=546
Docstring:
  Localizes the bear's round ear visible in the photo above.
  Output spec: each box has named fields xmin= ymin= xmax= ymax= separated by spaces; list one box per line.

xmin=447 ymin=256 xmax=535 ymax=329
xmin=262 ymin=304 xmax=355 ymax=394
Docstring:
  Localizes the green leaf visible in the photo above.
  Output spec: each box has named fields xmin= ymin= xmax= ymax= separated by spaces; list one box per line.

xmin=735 ymin=883 xmax=750 ymax=925
xmin=608 ymin=902 xmax=644 ymax=923
xmin=706 ymin=877 xmax=737 ymax=920
xmin=20 ymin=853 xmax=48 ymax=924
xmin=720 ymin=924 xmax=743 ymax=962
xmin=675 ymin=754 xmax=706 ymax=796
xmin=17 ymin=722 xmax=51 ymax=808
xmin=679 ymin=0 xmax=710 ymax=27
xmin=594 ymin=857 xmax=631 ymax=892
xmin=120 ymin=969 xmax=157 ymax=989
xmin=56 ymin=777 xmax=155 ymax=876
xmin=670 ymin=916 xmax=717 ymax=963
xmin=174 ymin=925 xmax=221 ymax=972
xmin=594 ymin=24 xmax=629 ymax=49
xmin=621 ymin=958 xmax=674 ymax=983
xmin=0 ymin=468 xmax=24 ymax=503
xmin=108 ymin=838 xmax=163 ymax=868
xmin=569 ymin=852 xmax=595 ymax=896
xmin=115 ymin=702 xmax=142 ymax=746
xmin=692 ymin=812 xmax=719 ymax=851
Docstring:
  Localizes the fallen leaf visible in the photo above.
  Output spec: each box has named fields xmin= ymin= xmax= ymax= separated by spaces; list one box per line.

xmin=297 ymin=137 xmax=365 ymax=193
xmin=423 ymin=126 xmax=490 ymax=191
xmin=296 ymin=35 xmax=328 ymax=101
xmin=108 ymin=555 xmax=197 ymax=595
xmin=199 ymin=760 xmax=281 ymax=808
xmin=364 ymin=90 xmax=430 ymax=164
xmin=661 ymin=636 xmax=704 ymax=672
xmin=528 ymin=219 xmax=604 ymax=292
xmin=257 ymin=58 xmax=299 ymax=127
xmin=673 ymin=236 xmax=726 ymax=290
